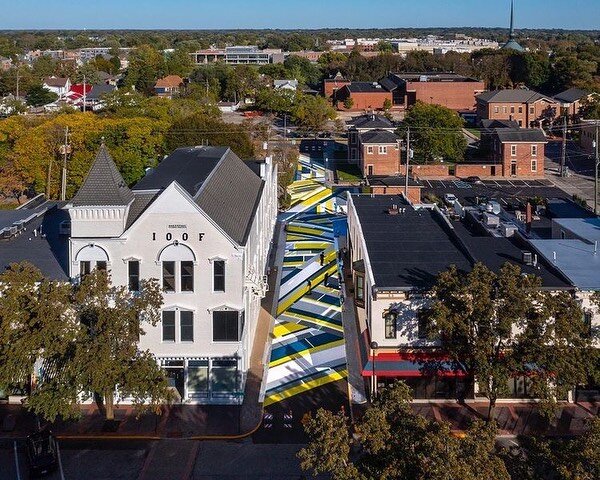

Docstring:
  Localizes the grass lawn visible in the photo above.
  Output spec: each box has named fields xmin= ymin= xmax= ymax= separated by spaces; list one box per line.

xmin=335 ymin=162 xmax=363 ymax=183
xmin=465 ymin=128 xmax=481 ymax=139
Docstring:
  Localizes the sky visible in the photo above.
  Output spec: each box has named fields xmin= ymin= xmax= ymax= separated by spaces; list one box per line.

xmin=0 ymin=0 xmax=599 ymax=30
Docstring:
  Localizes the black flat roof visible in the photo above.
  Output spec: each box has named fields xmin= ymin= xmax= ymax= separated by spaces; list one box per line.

xmin=352 ymin=195 xmax=472 ymax=289
xmin=451 ymin=218 xmax=571 ymax=289
xmin=0 ymin=205 xmax=69 ymax=281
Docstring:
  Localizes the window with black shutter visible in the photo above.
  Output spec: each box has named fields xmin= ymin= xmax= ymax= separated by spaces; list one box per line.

xmin=180 ymin=311 xmax=194 ymax=342
xmin=162 ymin=311 xmax=175 ymax=342
xmin=213 ymin=311 xmax=239 ymax=342
xmin=213 ymin=260 xmax=225 ymax=292
xmin=181 ymin=261 xmax=194 ymax=292
xmin=162 ymin=261 xmax=176 ymax=292
xmin=128 ymin=260 xmax=140 ymax=292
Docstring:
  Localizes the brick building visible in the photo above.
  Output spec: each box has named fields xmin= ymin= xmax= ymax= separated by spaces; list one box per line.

xmin=380 ymin=72 xmax=485 ymax=112
xmin=358 ymin=130 xmax=402 ymax=177
xmin=347 ymin=114 xmax=398 ymax=165
xmin=476 ymin=90 xmax=559 ymax=128
xmin=490 ymin=128 xmax=547 ymax=177
xmin=335 ymin=82 xmax=392 ymax=111
xmin=365 ymin=176 xmax=423 ymax=203
xmin=323 ymin=72 xmax=350 ymax=101
xmin=553 ymin=88 xmax=592 ymax=121
xmin=580 ymin=120 xmax=599 ymax=156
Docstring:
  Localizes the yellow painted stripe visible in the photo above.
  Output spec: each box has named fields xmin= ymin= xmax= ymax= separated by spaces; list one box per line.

xmin=282 ymin=310 xmax=343 ymax=333
xmin=272 ymin=322 xmax=307 ymax=338
xmin=276 ymin=263 xmax=338 ymax=315
xmin=268 ymin=338 xmax=345 ymax=368
xmin=264 ymin=369 xmax=348 ymax=406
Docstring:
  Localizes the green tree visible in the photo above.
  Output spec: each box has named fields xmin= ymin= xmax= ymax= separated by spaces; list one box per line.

xmin=430 ymin=262 xmax=595 ymax=421
xmin=377 ymin=41 xmax=393 ymax=53
xmin=124 ymin=44 xmax=165 ymax=95
xmin=166 ymin=112 xmax=255 ymax=159
xmin=342 ymin=96 xmax=354 ymax=110
xmin=70 ymin=269 xmax=170 ymax=420
xmin=291 ymin=94 xmax=336 ymax=132
xmin=383 ymin=98 xmax=392 ymax=111
xmin=580 ymin=96 xmax=600 ymax=119
xmin=401 ymin=101 xmax=466 ymax=163
xmin=299 ymin=381 xmax=509 ymax=480
xmin=0 ymin=263 xmax=78 ymax=420
xmin=25 ymin=84 xmax=58 ymax=106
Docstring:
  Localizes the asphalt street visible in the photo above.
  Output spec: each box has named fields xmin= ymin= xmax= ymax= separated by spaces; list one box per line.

xmin=0 ymin=438 xmax=324 ymax=480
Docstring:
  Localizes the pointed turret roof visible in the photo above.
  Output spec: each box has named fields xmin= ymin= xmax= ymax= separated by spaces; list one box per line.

xmin=502 ymin=0 xmax=524 ymax=52
xmin=71 ymin=143 xmax=134 ymax=207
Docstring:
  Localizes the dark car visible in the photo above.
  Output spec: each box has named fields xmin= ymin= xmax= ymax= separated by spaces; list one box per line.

xmin=26 ymin=430 xmax=58 ymax=477
xmin=464 ymin=176 xmax=483 ymax=184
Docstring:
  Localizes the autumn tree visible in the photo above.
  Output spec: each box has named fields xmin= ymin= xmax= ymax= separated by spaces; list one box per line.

xmin=299 ymin=381 xmax=509 ymax=480
xmin=400 ymin=101 xmax=466 ymax=163
xmin=291 ymin=93 xmax=336 ymax=133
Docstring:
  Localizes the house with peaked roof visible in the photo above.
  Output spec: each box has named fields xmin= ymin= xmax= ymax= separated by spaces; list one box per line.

xmin=476 ymin=89 xmax=559 ymax=127
xmin=154 ymin=75 xmax=184 ymax=98
xmin=65 ymin=144 xmax=278 ymax=404
xmin=42 ymin=76 xmax=71 ymax=97
xmin=553 ymin=87 xmax=593 ymax=120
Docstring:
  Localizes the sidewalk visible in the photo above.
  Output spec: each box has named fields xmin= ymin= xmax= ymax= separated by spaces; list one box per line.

xmin=0 ymin=224 xmax=285 ymax=441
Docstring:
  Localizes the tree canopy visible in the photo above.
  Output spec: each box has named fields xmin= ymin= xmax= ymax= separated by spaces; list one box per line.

xmin=299 ymin=381 xmax=510 ymax=480
xmin=400 ymin=101 xmax=467 ymax=163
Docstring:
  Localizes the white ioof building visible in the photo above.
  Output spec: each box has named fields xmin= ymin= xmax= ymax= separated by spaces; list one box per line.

xmin=65 ymin=144 xmax=277 ymax=404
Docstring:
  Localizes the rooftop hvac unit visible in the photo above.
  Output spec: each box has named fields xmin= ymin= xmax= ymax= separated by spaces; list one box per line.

xmin=522 ymin=251 xmax=533 ymax=266
xmin=0 ymin=227 xmax=11 ymax=239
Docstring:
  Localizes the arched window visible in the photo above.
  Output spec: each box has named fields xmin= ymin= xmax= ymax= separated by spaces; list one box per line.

xmin=75 ymin=244 xmax=109 ymax=277
xmin=157 ymin=243 xmax=196 ymax=293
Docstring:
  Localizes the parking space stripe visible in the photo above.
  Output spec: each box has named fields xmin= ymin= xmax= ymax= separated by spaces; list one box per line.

xmin=13 ymin=441 xmax=21 ymax=480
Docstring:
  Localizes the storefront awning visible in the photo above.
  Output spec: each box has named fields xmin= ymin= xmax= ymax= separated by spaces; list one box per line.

xmin=362 ymin=352 xmax=466 ymax=378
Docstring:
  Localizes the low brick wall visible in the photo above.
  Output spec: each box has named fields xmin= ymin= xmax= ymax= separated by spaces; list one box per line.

xmin=412 ymin=164 xmax=450 ymax=178
xmin=455 ymin=164 xmax=499 ymax=178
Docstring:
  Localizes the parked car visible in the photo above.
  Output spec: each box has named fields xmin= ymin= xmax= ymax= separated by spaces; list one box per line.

xmin=26 ymin=430 xmax=58 ymax=477
xmin=443 ymin=193 xmax=458 ymax=206
xmin=464 ymin=176 xmax=483 ymax=184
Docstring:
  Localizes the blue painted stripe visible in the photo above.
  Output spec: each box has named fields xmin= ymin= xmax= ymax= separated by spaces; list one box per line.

xmin=270 ymin=332 xmax=341 ymax=362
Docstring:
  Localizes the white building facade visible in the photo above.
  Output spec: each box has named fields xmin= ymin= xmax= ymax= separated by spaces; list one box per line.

xmin=65 ymin=145 xmax=277 ymax=404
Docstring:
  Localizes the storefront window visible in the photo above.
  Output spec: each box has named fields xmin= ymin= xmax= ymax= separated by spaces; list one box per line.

xmin=187 ymin=360 xmax=209 ymax=398
xmin=211 ymin=359 xmax=238 ymax=395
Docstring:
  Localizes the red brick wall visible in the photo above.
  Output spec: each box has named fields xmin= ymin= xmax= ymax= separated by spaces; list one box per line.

xmin=412 ymin=164 xmax=451 ymax=178
xmin=407 ymin=81 xmax=485 ymax=111
xmin=499 ymin=142 xmax=545 ymax=177
xmin=455 ymin=164 xmax=500 ymax=178
xmin=323 ymin=79 xmax=351 ymax=99
xmin=360 ymin=143 xmax=401 ymax=176
xmin=337 ymin=91 xmax=393 ymax=111
xmin=369 ymin=185 xmax=423 ymax=203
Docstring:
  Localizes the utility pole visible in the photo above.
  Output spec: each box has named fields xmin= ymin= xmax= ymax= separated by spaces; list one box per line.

xmin=83 ymin=75 xmax=86 ymax=113
xmin=594 ymin=121 xmax=599 ymax=216
xmin=560 ymin=116 xmax=567 ymax=176
xmin=60 ymin=126 xmax=70 ymax=201
xmin=404 ymin=126 xmax=411 ymax=200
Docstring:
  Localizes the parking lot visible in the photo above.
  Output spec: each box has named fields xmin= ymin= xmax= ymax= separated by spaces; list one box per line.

xmin=421 ymin=178 xmax=569 ymax=208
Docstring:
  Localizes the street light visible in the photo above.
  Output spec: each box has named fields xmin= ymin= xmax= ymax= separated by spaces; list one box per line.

xmin=370 ymin=340 xmax=378 ymax=400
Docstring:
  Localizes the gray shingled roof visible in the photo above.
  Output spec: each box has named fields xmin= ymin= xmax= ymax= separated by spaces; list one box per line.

xmin=477 ymin=89 xmax=553 ymax=104
xmin=553 ymin=87 xmax=589 ymax=104
xmin=195 ymin=149 xmax=264 ymax=246
xmin=70 ymin=144 xmax=134 ymax=207
xmin=480 ymin=119 xmax=520 ymax=130
xmin=360 ymin=129 xmax=400 ymax=144
xmin=350 ymin=114 xmax=395 ymax=130
xmin=125 ymin=192 xmax=160 ymax=230
xmin=494 ymin=128 xmax=547 ymax=143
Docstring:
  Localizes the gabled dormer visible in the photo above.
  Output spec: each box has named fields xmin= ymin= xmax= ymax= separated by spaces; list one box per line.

xmin=66 ymin=143 xmax=134 ymax=238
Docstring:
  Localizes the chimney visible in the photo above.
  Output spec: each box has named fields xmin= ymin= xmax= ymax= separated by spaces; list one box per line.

xmin=388 ymin=204 xmax=399 ymax=215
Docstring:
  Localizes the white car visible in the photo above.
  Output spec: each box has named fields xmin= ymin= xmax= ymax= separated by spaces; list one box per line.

xmin=443 ymin=193 xmax=458 ymax=205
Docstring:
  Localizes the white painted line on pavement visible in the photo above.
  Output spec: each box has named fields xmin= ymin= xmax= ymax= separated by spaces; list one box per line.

xmin=13 ymin=441 xmax=21 ymax=480
xmin=57 ymin=441 xmax=66 ymax=480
